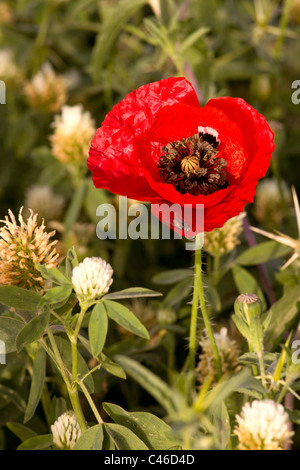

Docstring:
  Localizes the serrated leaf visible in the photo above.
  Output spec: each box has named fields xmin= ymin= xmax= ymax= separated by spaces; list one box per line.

xmin=16 ymin=311 xmax=50 ymax=352
xmin=0 ymin=286 xmax=41 ymax=311
xmin=103 ymin=300 xmax=149 ymax=340
xmin=74 ymin=424 xmax=103 ymax=450
xmin=103 ymin=287 xmax=162 ymax=300
xmin=24 ymin=346 xmax=46 ymax=423
xmin=235 ymin=241 xmax=292 ymax=266
xmin=89 ymin=302 xmax=108 ymax=358
xmin=152 ymin=269 xmax=191 ymax=285
xmin=103 ymin=402 xmax=181 ymax=450
xmin=105 ymin=423 xmax=148 ymax=450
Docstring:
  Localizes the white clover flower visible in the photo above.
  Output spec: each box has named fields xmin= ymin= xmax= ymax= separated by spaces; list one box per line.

xmin=50 ymin=104 xmax=95 ymax=164
xmin=234 ymin=399 xmax=294 ymax=450
xmin=253 ymin=178 xmax=291 ymax=229
xmin=24 ymin=185 xmax=65 ymax=222
xmin=24 ymin=63 xmax=67 ymax=112
xmin=0 ymin=49 xmax=19 ymax=81
xmin=51 ymin=411 xmax=81 ymax=450
xmin=71 ymin=257 xmax=113 ymax=300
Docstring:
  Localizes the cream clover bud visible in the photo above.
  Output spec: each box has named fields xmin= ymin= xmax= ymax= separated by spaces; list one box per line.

xmin=71 ymin=257 xmax=113 ymax=301
xmin=234 ymin=399 xmax=294 ymax=450
xmin=51 ymin=411 xmax=81 ymax=450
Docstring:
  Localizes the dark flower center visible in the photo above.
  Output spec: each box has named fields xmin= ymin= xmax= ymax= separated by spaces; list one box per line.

xmin=157 ymin=130 xmax=228 ymax=196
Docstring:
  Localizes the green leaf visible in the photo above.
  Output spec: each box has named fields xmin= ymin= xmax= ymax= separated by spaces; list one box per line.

xmin=65 ymin=246 xmax=79 ymax=279
xmin=24 ymin=346 xmax=46 ymax=423
xmin=232 ymin=314 xmax=250 ymax=340
xmin=161 ymin=277 xmax=193 ymax=308
xmin=74 ymin=424 xmax=103 ymax=450
xmin=0 ymin=286 xmax=41 ymax=311
xmin=91 ymin=0 xmax=149 ymax=82
xmin=99 ymin=353 xmax=126 ymax=379
xmin=40 ymin=285 xmax=73 ymax=307
xmin=212 ymin=401 xmax=230 ymax=449
xmin=89 ymin=302 xmax=108 ymax=358
xmin=16 ymin=311 xmax=50 ymax=352
xmin=103 ymin=300 xmax=149 ymax=340
xmin=238 ymin=352 xmax=279 ymax=368
xmin=264 ymin=285 xmax=300 ymax=350
xmin=232 ymin=265 xmax=267 ymax=311
xmin=235 ymin=241 xmax=292 ymax=266
xmin=234 ymin=375 xmax=266 ymax=400
xmin=63 ymin=181 xmax=87 ymax=233
xmin=6 ymin=422 xmax=37 ymax=442
xmin=0 ymin=316 xmax=24 ymax=353
xmin=0 ymin=384 xmax=26 ymax=412
xmin=17 ymin=434 xmax=53 ymax=450
xmin=103 ymin=287 xmax=162 ymax=300
xmin=179 ymin=27 xmax=210 ymax=56
xmin=105 ymin=423 xmax=148 ymax=450
xmin=35 ymin=264 xmax=71 ymax=286
xmin=114 ymin=355 xmax=182 ymax=416
xmin=152 ymin=269 xmax=192 ymax=285
xmin=103 ymin=402 xmax=181 ymax=450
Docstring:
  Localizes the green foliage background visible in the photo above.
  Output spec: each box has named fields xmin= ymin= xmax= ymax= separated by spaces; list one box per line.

xmin=0 ymin=0 xmax=300 ymax=450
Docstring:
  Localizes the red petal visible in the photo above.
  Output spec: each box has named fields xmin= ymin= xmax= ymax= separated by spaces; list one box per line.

xmin=87 ymin=77 xmax=199 ymax=200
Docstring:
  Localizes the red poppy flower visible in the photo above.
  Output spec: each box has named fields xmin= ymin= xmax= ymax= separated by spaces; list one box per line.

xmin=88 ymin=77 xmax=274 ymax=235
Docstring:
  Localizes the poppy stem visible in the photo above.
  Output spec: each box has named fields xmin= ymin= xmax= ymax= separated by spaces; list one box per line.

xmin=189 ymin=234 xmax=222 ymax=381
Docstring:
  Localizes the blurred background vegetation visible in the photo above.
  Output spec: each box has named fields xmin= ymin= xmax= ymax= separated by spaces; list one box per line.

xmin=0 ymin=0 xmax=300 ymax=449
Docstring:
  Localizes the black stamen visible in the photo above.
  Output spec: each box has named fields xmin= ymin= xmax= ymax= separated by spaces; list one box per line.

xmin=157 ymin=132 xmax=228 ymax=196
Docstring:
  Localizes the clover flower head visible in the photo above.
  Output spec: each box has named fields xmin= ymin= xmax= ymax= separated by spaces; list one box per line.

xmin=50 ymin=104 xmax=95 ymax=164
xmin=0 ymin=49 xmax=19 ymax=81
xmin=24 ymin=185 xmax=65 ymax=223
xmin=253 ymin=178 xmax=291 ymax=229
xmin=234 ymin=399 xmax=294 ymax=450
xmin=0 ymin=207 xmax=59 ymax=289
xmin=204 ymin=212 xmax=246 ymax=257
xmin=24 ymin=63 xmax=68 ymax=112
xmin=51 ymin=411 xmax=81 ymax=450
xmin=71 ymin=257 xmax=113 ymax=300
xmin=196 ymin=327 xmax=240 ymax=385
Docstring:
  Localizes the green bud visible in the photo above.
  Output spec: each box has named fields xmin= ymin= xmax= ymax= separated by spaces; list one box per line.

xmin=234 ymin=294 xmax=263 ymax=325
